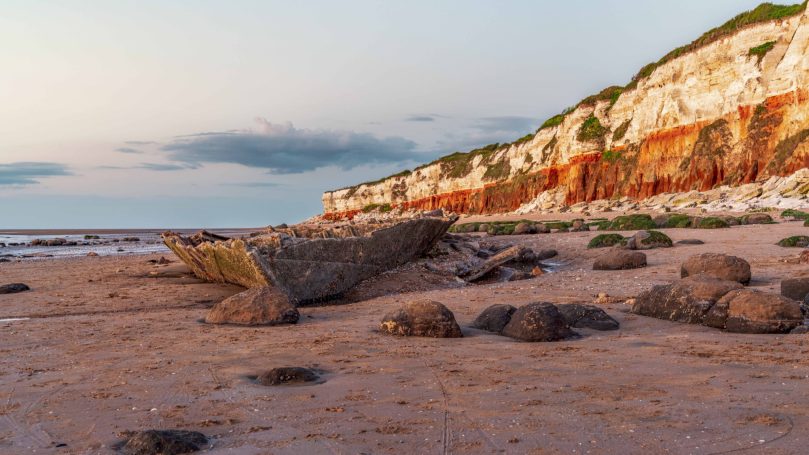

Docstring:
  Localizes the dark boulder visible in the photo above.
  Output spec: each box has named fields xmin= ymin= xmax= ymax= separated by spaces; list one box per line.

xmin=780 ymin=276 xmax=809 ymax=301
xmin=632 ymin=276 xmax=742 ymax=324
xmin=470 ymin=304 xmax=517 ymax=333
xmin=118 ymin=430 xmax=207 ymax=455
xmin=740 ymin=213 xmax=774 ymax=225
xmin=379 ymin=300 xmax=462 ymax=338
xmin=204 ymin=286 xmax=299 ymax=326
xmin=777 ymin=236 xmax=809 ymax=248
xmin=676 ymin=239 xmax=704 ymax=245
xmin=0 ymin=283 xmax=30 ymax=294
xmin=257 ymin=367 xmax=320 ymax=386
xmin=513 ymin=222 xmax=536 ymax=235
xmin=704 ymin=289 xmax=803 ymax=333
xmin=501 ymin=302 xmax=576 ymax=342
xmin=556 ymin=304 xmax=619 ymax=331
xmin=593 ymin=251 xmax=647 ymax=270
xmin=680 ymin=253 xmax=751 ymax=284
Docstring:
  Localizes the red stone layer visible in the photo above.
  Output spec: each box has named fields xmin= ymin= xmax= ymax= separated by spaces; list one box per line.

xmin=325 ymin=90 xmax=809 ymax=219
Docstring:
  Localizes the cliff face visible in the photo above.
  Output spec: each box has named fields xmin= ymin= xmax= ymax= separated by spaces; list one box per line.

xmin=323 ymin=4 xmax=809 ymax=219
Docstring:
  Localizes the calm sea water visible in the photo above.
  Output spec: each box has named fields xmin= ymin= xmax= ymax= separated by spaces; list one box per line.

xmin=0 ymin=232 xmax=169 ymax=259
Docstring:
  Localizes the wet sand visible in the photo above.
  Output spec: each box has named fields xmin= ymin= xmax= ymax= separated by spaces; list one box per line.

xmin=1 ymin=222 xmax=809 ymax=454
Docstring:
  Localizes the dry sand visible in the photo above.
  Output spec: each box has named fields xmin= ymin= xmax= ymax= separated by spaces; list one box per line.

xmin=2 ymin=222 xmax=809 ymax=454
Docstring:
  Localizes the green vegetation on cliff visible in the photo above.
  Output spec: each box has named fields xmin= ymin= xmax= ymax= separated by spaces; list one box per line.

xmin=749 ymin=40 xmax=777 ymax=61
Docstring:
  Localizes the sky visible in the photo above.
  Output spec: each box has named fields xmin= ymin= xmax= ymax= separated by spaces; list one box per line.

xmin=0 ymin=0 xmax=770 ymax=228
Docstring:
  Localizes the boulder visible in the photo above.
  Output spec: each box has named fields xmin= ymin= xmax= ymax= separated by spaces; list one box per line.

xmin=777 ymin=236 xmax=809 ymax=248
xmin=0 ymin=283 xmax=30 ymax=294
xmin=205 ymin=286 xmax=299 ymax=326
xmin=676 ymin=239 xmax=704 ymax=245
xmin=587 ymin=234 xmax=625 ymax=249
xmin=791 ymin=325 xmax=809 ymax=334
xmin=257 ymin=367 xmax=320 ymax=386
xmin=632 ymin=276 xmax=743 ymax=324
xmin=740 ymin=213 xmax=774 ymax=225
xmin=780 ymin=277 xmax=809 ymax=301
xmin=513 ymin=222 xmax=535 ymax=235
xmin=535 ymin=223 xmax=551 ymax=234
xmin=556 ymin=304 xmax=619 ymax=331
xmin=470 ymin=304 xmax=517 ymax=333
xmin=570 ymin=219 xmax=589 ymax=232
xmin=501 ymin=302 xmax=576 ymax=342
xmin=593 ymin=251 xmax=647 ymax=270
xmin=118 ymin=430 xmax=207 ymax=455
xmin=680 ymin=253 xmax=751 ymax=284
xmin=626 ymin=230 xmax=673 ymax=250
xmin=379 ymin=300 xmax=462 ymax=338
xmin=704 ymin=289 xmax=803 ymax=333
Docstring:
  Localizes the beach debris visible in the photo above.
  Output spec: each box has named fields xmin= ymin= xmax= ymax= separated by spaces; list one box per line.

xmin=86 ymin=252 xmax=99 ymax=257
xmin=501 ymin=302 xmax=577 ymax=342
xmin=680 ymin=253 xmax=751 ymax=284
xmin=205 ymin=286 xmax=299 ymax=326
xmin=256 ymin=367 xmax=320 ymax=386
xmin=704 ymin=289 xmax=803 ymax=333
xmin=0 ymin=283 xmax=30 ymax=294
xmin=163 ymin=216 xmax=455 ymax=303
xmin=470 ymin=304 xmax=517 ymax=333
xmin=632 ymin=276 xmax=743 ymax=324
xmin=117 ymin=429 xmax=208 ymax=455
xmin=593 ymin=251 xmax=647 ymax=270
xmin=379 ymin=300 xmax=462 ymax=338
xmin=556 ymin=303 xmax=620 ymax=331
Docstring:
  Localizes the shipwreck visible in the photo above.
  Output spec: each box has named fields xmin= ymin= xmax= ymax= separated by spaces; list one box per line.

xmin=162 ymin=215 xmax=456 ymax=303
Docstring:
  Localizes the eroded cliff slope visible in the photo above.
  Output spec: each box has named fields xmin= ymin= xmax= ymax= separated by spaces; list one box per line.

xmin=323 ymin=2 xmax=809 ymax=218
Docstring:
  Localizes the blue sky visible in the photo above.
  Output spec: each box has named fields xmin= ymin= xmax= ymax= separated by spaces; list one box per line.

xmin=0 ymin=0 xmax=768 ymax=228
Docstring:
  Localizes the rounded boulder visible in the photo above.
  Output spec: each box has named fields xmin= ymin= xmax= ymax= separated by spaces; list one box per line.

xmin=380 ymin=300 xmax=463 ymax=338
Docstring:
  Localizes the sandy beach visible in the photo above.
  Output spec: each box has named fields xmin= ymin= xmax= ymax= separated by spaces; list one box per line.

xmin=1 ymin=221 xmax=809 ymax=454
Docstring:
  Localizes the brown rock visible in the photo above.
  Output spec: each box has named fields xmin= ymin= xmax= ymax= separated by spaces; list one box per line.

xmin=204 ymin=286 xmax=299 ymax=326
xmin=704 ymin=289 xmax=803 ymax=333
xmin=780 ymin=276 xmax=809 ymax=301
xmin=501 ymin=302 xmax=576 ymax=342
xmin=632 ymin=276 xmax=742 ymax=324
xmin=0 ymin=283 xmax=30 ymax=294
xmin=470 ymin=304 xmax=517 ymax=333
xmin=680 ymin=253 xmax=751 ymax=284
xmin=513 ymin=222 xmax=535 ymax=235
xmin=379 ymin=300 xmax=462 ymax=338
xmin=593 ymin=251 xmax=647 ymax=270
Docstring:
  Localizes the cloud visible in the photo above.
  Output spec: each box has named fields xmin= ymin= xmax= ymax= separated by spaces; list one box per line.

xmin=137 ymin=162 xmax=197 ymax=171
xmin=115 ymin=147 xmax=143 ymax=154
xmin=0 ymin=162 xmax=71 ymax=185
xmin=124 ymin=141 xmax=157 ymax=146
xmin=405 ymin=115 xmax=436 ymax=122
xmin=160 ymin=118 xmax=422 ymax=174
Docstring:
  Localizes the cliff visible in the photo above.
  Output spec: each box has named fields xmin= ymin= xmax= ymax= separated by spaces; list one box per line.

xmin=323 ymin=2 xmax=809 ymax=219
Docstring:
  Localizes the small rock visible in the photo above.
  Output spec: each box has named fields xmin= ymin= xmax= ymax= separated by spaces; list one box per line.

xmin=86 ymin=252 xmax=99 ymax=257
xmin=205 ymin=286 xmax=299 ymax=326
xmin=556 ymin=303 xmax=619 ymax=331
xmin=594 ymin=293 xmax=610 ymax=304
xmin=593 ymin=251 xmax=647 ymax=270
xmin=470 ymin=304 xmax=517 ymax=333
xmin=681 ymin=253 xmax=751 ymax=284
xmin=379 ymin=300 xmax=462 ymax=338
xmin=118 ymin=429 xmax=207 ymax=455
xmin=0 ymin=283 xmax=30 ymax=294
xmin=257 ymin=367 xmax=320 ymax=386
xmin=513 ymin=222 xmax=536 ymax=235
xmin=535 ymin=223 xmax=551 ymax=234
xmin=676 ymin=239 xmax=704 ymax=245
xmin=501 ymin=302 xmax=577 ymax=342
xmin=531 ymin=266 xmax=544 ymax=276
xmin=790 ymin=325 xmax=809 ymax=334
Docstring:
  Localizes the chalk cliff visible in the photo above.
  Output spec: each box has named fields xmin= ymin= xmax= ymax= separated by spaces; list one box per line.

xmin=323 ymin=3 xmax=809 ymax=218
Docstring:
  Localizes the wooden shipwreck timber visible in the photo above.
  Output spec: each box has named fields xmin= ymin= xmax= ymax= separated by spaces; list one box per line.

xmin=162 ymin=215 xmax=456 ymax=303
